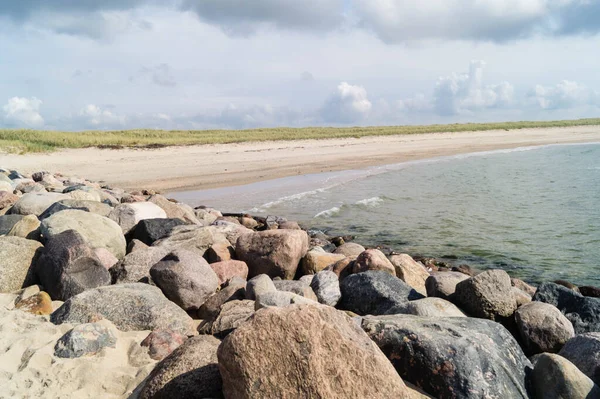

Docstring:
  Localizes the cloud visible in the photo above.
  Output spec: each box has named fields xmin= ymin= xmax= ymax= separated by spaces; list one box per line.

xmin=137 ymin=64 xmax=177 ymax=87
xmin=2 ymin=97 xmax=44 ymax=127
xmin=301 ymin=71 xmax=315 ymax=81
xmin=79 ymin=104 xmax=126 ymax=128
xmin=321 ymin=82 xmax=372 ymax=123
xmin=526 ymin=80 xmax=599 ymax=110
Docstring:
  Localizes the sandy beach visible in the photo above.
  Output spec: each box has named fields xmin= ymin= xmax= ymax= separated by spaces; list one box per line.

xmin=2 ymin=126 xmax=600 ymax=192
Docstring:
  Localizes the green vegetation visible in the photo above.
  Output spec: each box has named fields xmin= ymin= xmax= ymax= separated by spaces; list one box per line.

xmin=1 ymin=118 xmax=599 ymax=153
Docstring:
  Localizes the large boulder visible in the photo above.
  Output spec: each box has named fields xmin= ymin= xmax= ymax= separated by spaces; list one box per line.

xmin=36 ymin=230 xmax=111 ymax=300
xmin=425 ymin=271 xmax=469 ymax=301
xmin=41 ymin=210 xmax=126 ymax=259
xmin=39 ymin=199 xmax=112 ymax=219
xmin=300 ymin=247 xmax=346 ymax=275
xmin=530 ymin=353 xmax=600 ymax=399
xmin=236 ymin=230 xmax=309 ymax=279
xmin=389 ymin=254 xmax=430 ymax=296
xmin=6 ymin=214 xmax=40 ymax=239
xmin=255 ymin=291 xmax=317 ymax=310
xmin=110 ymin=245 xmax=170 ymax=284
xmin=50 ymin=283 xmax=195 ymax=335
xmin=273 ymin=280 xmax=318 ymax=300
xmin=217 ymin=304 xmax=410 ymax=398
xmin=400 ymin=297 xmax=467 ymax=317
xmin=339 ymin=271 xmax=424 ymax=315
xmin=152 ymin=225 xmax=230 ymax=257
xmin=533 ymin=282 xmax=600 ymax=334
xmin=559 ymin=333 xmax=600 ymax=385
xmin=150 ymin=249 xmax=219 ymax=311
xmin=108 ymin=202 xmax=167 ymax=234
xmin=353 ymin=249 xmax=395 ymax=275
xmin=148 ymin=194 xmax=200 ymax=224
xmin=245 ymin=274 xmax=277 ymax=300
xmin=454 ymin=269 xmax=517 ymax=321
xmin=9 ymin=192 xmax=69 ymax=216
xmin=333 ymin=242 xmax=365 ymax=259
xmin=209 ymin=260 xmax=248 ymax=286
xmin=0 ymin=236 xmax=43 ymax=293
xmin=138 ymin=335 xmax=222 ymax=399
xmin=210 ymin=299 xmax=255 ymax=337
xmin=361 ymin=314 xmax=532 ymax=398
xmin=310 ymin=270 xmax=341 ymax=307
xmin=197 ymin=277 xmax=246 ymax=321
xmin=0 ymin=214 xmax=24 ymax=235
xmin=515 ymin=301 xmax=575 ymax=355
xmin=132 ymin=218 xmax=187 ymax=245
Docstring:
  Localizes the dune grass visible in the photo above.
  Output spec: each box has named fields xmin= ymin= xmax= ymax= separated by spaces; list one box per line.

xmin=0 ymin=118 xmax=599 ymax=154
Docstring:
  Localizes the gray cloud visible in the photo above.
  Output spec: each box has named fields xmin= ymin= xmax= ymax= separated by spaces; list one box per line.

xmin=138 ymin=64 xmax=177 ymax=87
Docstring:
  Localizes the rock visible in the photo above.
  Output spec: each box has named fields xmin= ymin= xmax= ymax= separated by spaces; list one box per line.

xmin=400 ymin=297 xmax=467 ymax=317
xmin=512 ymin=277 xmax=537 ymax=296
xmin=13 ymin=284 xmax=41 ymax=302
xmin=152 ymin=225 xmax=230 ymax=257
xmin=197 ymin=278 xmax=246 ymax=321
xmin=581 ymin=286 xmax=600 ymax=298
xmin=299 ymin=274 xmax=314 ymax=285
xmin=353 ymin=249 xmax=395 ymax=275
xmin=150 ymin=249 xmax=219 ymax=311
xmin=451 ymin=264 xmax=479 ymax=276
xmin=0 ymin=180 xmax=13 ymax=192
xmin=210 ymin=299 xmax=255 ymax=337
xmin=141 ymin=329 xmax=186 ymax=361
xmin=239 ymin=216 xmax=258 ymax=229
xmin=209 ymin=260 xmax=248 ymax=286
xmin=236 ymin=229 xmax=309 ymax=279
xmin=0 ymin=191 xmax=19 ymax=211
xmin=245 ymin=274 xmax=277 ymax=300
xmin=194 ymin=207 xmax=220 ymax=225
xmin=278 ymin=220 xmax=301 ymax=230
xmin=108 ymin=202 xmax=167 ymax=234
xmin=67 ymin=189 xmax=102 ymax=202
xmin=36 ymin=230 xmax=111 ymax=300
xmin=559 ymin=333 xmax=600 ymax=385
xmin=110 ymin=245 xmax=169 ymax=284
xmin=454 ymin=269 xmax=517 ymax=321
xmin=132 ymin=217 xmax=187 ymax=245
xmin=515 ymin=301 xmax=575 ymax=355
xmin=513 ymin=286 xmax=533 ymax=307
xmin=339 ymin=271 xmax=424 ymax=315
xmin=6 ymin=214 xmax=40 ymax=239
xmin=310 ymin=270 xmax=341 ymax=306
xmin=54 ymin=322 xmax=117 ymax=358
xmin=204 ymin=241 xmax=235 ymax=263
xmin=138 ymin=335 xmax=222 ymax=399
xmin=15 ymin=181 xmax=46 ymax=193
xmin=255 ymin=291 xmax=318 ymax=310
xmin=9 ymin=192 xmax=70 ymax=216
xmin=93 ymin=247 xmax=118 ymax=270
xmin=51 ymin=283 xmax=196 ymax=335
xmin=148 ymin=194 xmax=200 ymax=224
xmin=361 ymin=314 xmax=532 ymax=398
xmin=0 ymin=236 xmax=43 ymax=293
xmin=301 ymin=247 xmax=346 ymax=275
xmin=555 ymin=279 xmax=580 ymax=292
xmin=530 ymin=353 xmax=600 ymax=399
xmin=333 ymin=242 xmax=365 ymax=259
xmin=39 ymin=199 xmax=112 ymax=219
xmin=425 ymin=271 xmax=470 ymax=301
xmin=533 ymin=282 xmax=600 ymax=334
xmin=210 ymin=223 xmax=253 ymax=247
xmin=41 ymin=210 xmax=126 ymax=259
xmin=273 ymin=280 xmax=318 ymax=300
xmin=14 ymin=291 xmax=53 ymax=315
xmin=218 ymin=304 xmax=410 ymax=398
xmin=0 ymin=214 xmax=24 ymax=234
xmin=389 ymin=253 xmax=430 ymax=296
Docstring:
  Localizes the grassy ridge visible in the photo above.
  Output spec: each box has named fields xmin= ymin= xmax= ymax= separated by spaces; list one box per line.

xmin=1 ymin=118 xmax=599 ymax=153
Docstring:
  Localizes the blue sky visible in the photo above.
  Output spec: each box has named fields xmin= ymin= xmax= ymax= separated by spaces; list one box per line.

xmin=1 ymin=1 xmax=599 ymax=130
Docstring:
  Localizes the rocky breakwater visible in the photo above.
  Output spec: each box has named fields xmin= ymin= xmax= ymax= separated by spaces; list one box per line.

xmin=0 ymin=167 xmax=599 ymax=398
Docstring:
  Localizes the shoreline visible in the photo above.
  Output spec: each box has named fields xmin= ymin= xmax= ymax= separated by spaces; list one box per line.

xmin=2 ymin=125 xmax=600 ymax=192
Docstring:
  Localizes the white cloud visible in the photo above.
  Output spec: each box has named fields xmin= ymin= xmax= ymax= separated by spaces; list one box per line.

xmin=321 ymin=82 xmax=372 ymax=123
xmin=79 ymin=104 xmax=126 ymax=128
xmin=2 ymin=97 xmax=44 ymax=127
xmin=527 ymin=80 xmax=599 ymax=110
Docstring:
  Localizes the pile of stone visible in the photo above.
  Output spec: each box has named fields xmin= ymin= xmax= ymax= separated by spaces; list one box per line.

xmin=1 ymin=167 xmax=599 ymax=398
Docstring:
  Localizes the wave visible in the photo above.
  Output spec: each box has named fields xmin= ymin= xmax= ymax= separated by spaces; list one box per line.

xmin=355 ymin=196 xmax=385 ymax=207
xmin=314 ymin=206 xmax=341 ymax=218
xmin=248 ymin=188 xmax=327 ymax=212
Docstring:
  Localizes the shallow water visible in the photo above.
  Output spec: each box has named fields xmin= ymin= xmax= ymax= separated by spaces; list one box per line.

xmin=171 ymin=143 xmax=600 ymax=286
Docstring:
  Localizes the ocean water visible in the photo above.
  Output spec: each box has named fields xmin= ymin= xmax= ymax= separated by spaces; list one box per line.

xmin=172 ymin=143 xmax=600 ymax=286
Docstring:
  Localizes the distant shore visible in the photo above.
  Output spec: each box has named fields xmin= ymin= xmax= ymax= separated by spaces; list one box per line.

xmin=3 ymin=125 xmax=600 ymax=192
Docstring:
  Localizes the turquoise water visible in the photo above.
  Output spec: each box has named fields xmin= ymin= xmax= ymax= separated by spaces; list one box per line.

xmin=172 ymin=143 xmax=600 ymax=286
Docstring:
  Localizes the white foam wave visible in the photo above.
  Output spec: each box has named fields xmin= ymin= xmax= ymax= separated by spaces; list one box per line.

xmin=248 ymin=188 xmax=326 ymax=212
xmin=355 ymin=197 xmax=384 ymax=207
xmin=314 ymin=206 xmax=341 ymax=218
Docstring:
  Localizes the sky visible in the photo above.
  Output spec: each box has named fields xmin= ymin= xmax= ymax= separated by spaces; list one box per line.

xmin=1 ymin=0 xmax=599 ymax=131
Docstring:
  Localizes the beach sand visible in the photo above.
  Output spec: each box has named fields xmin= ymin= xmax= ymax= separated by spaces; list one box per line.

xmin=2 ymin=126 xmax=600 ymax=192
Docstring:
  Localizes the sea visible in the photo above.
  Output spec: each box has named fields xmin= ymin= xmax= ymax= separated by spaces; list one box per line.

xmin=171 ymin=143 xmax=600 ymax=287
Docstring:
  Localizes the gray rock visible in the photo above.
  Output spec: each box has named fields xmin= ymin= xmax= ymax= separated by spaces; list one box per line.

xmin=255 ymin=291 xmax=317 ymax=310
xmin=54 ymin=322 xmax=117 ymax=358
xmin=132 ymin=218 xmax=187 ymax=245
xmin=245 ymin=274 xmax=276 ymax=300
xmin=0 ymin=214 xmax=24 ymax=235
xmin=0 ymin=236 xmax=43 ymax=293
xmin=148 ymin=194 xmax=201 ymax=225
xmin=454 ymin=269 xmax=517 ymax=321
xmin=211 ymin=299 xmax=255 ymax=337
xmin=39 ymin=199 xmax=112 ymax=220
xmin=50 ymin=283 xmax=195 ymax=335
xmin=108 ymin=202 xmax=167 ymax=234
xmin=150 ymin=249 xmax=219 ymax=311
xmin=36 ymin=230 xmax=111 ymax=300
xmin=273 ymin=280 xmax=317 ymax=300
xmin=361 ymin=314 xmax=532 ymax=398
xmin=515 ymin=301 xmax=575 ymax=355
xmin=425 ymin=271 xmax=470 ymax=301
xmin=197 ymin=277 xmax=246 ymax=321
xmin=530 ymin=353 xmax=600 ymax=399
xmin=513 ymin=286 xmax=533 ymax=307
xmin=400 ymin=297 xmax=467 ymax=317
xmin=299 ymin=274 xmax=314 ymax=286
xmin=41 ymin=210 xmax=126 ymax=259
xmin=9 ymin=192 xmax=69 ymax=216
xmin=310 ymin=270 xmax=341 ymax=306
xmin=339 ymin=271 xmax=424 ymax=316
xmin=152 ymin=225 xmax=229 ymax=257
xmin=559 ymin=333 xmax=600 ymax=385
xmin=533 ymin=282 xmax=600 ymax=334
xmin=137 ymin=335 xmax=222 ymax=399
xmin=110 ymin=245 xmax=169 ymax=284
